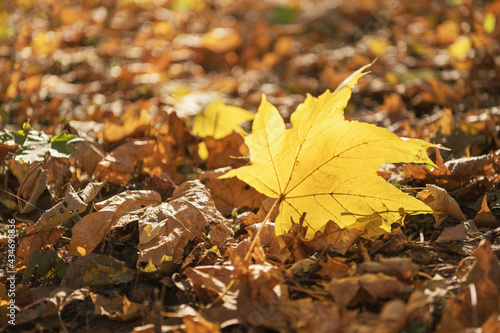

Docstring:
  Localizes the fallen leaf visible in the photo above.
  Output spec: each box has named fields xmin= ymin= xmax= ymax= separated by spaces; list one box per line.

xmin=402 ymin=147 xmax=451 ymax=186
xmin=17 ymin=162 xmax=47 ymax=214
xmin=436 ymin=220 xmax=478 ymax=243
xmin=438 ymin=239 xmax=500 ymax=328
xmin=199 ymin=167 xmax=267 ymax=214
xmin=15 ymin=287 xmax=89 ymax=326
xmin=375 ymin=299 xmax=407 ymax=333
xmin=240 ymin=197 xmax=279 ymax=226
xmin=329 ymin=273 xmax=413 ymax=307
xmin=90 ymin=291 xmax=146 ymax=321
xmin=72 ymin=140 xmax=105 ymax=175
xmin=245 ymin=222 xmax=292 ymax=263
xmin=101 ymin=107 xmax=150 ymax=142
xmin=483 ymin=311 xmax=500 ymax=333
xmin=367 ymin=226 xmax=408 ymax=255
xmin=95 ymin=140 xmax=156 ymax=184
xmin=357 ymin=257 xmax=419 ymax=280
xmin=223 ymin=65 xmax=435 ymax=238
xmin=302 ymin=220 xmax=363 ymax=255
xmin=137 ymin=181 xmax=232 ymax=268
xmin=316 ymin=256 xmax=353 ymax=279
xmin=203 ymin=132 xmax=249 ymax=169
xmin=474 ymin=194 xmax=499 ymax=228
xmin=16 ymin=225 xmax=65 ymax=268
xmin=193 ymin=101 xmax=254 ymax=140
xmin=68 ymin=190 xmax=162 ymax=256
xmin=35 ymin=183 xmax=103 ymax=231
xmin=82 ymin=255 xmax=136 ymax=286
xmin=0 ymin=141 xmax=19 ymax=163
xmin=417 ymin=184 xmax=465 ymax=227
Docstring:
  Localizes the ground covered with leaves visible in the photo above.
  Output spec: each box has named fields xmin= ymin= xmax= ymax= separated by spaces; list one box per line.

xmin=1 ymin=0 xmax=500 ymax=332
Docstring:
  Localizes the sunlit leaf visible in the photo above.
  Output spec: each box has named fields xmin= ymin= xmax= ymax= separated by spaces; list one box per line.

xmin=193 ymin=101 xmax=254 ymax=140
xmin=223 ymin=65 xmax=435 ymax=238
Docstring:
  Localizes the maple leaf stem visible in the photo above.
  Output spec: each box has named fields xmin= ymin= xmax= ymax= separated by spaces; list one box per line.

xmin=205 ymin=197 xmax=281 ymax=310
xmin=244 ymin=197 xmax=281 ymax=262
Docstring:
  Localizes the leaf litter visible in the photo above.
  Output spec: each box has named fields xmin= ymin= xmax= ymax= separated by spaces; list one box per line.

xmin=1 ymin=0 xmax=500 ymax=332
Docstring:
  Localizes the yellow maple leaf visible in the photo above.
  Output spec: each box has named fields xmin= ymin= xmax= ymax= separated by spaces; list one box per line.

xmin=222 ymin=65 xmax=435 ymax=238
xmin=193 ymin=101 xmax=254 ymax=140
xmin=193 ymin=100 xmax=254 ymax=159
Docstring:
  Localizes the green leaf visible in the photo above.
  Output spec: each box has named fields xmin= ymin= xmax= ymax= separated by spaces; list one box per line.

xmin=25 ymin=250 xmax=67 ymax=280
xmin=0 ymin=129 xmax=83 ymax=163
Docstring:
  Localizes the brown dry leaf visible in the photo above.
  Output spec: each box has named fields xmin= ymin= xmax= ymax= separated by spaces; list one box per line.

xmin=90 ymin=291 xmax=147 ymax=321
xmin=230 ymin=239 xmax=282 ymax=301
xmin=142 ymin=173 xmax=176 ymax=200
xmin=61 ymin=253 xmax=100 ymax=289
xmin=438 ymin=239 xmax=500 ymax=329
xmin=161 ymin=305 xmax=220 ymax=332
xmin=240 ymin=197 xmax=279 ymax=226
xmin=44 ymin=156 xmax=71 ymax=199
xmin=199 ymin=167 xmax=267 ymax=215
xmin=302 ymin=220 xmax=364 ymax=256
xmin=483 ymin=311 xmax=500 ymax=333
xmin=436 ymin=20 xmax=461 ymax=44
xmin=166 ymin=180 xmax=233 ymax=248
xmin=16 ymin=225 xmax=65 ymax=269
xmin=402 ymin=147 xmax=451 ymax=186
xmin=417 ymin=184 xmax=465 ymax=227
xmin=184 ymin=266 xmax=232 ymax=303
xmin=78 ymin=182 xmax=105 ymax=204
xmin=464 ymin=239 xmax=500 ymax=321
xmin=138 ymin=216 xmax=190 ymax=272
xmin=245 ymin=222 xmax=292 ymax=263
xmin=204 ymin=132 xmax=249 ymax=170
xmin=367 ymin=226 xmax=408 ymax=255
xmin=183 ymin=314 xmax=218 ymax=333
xmin=316 ymin=256 xmax=353 ymax=279
xmin=375 ymin=299 xmax=407 ymax=333
xmin=443 ymin=150 xmax=500 ymax=190
xmin=189 ymin=251 xmax=285 ymax=330
xmin=380 ymin=93 xmax=406 ymax=118
xmin=0 ymin=142 xmax=19 ymax=163
xmin=436 ymin=220 xmax=479 ymax=243
xmin=245 ymin=222 xmax=276 ymax=247
xmin=82 ymin=255 xmax=136 ymax=286
xmin=72 ymin=140 xmax=105 ymax=175
xmin=17 ymin=162 xmax=47 ymax=214
xmin=15 ymin=287 xmax=89 ymax=327
xmin=68 ymin=190 xmax=162 ymax=256
xmin=185 ymin=240 xmax=281 ymax=301
xmin=474 ymin=194 xmax=499 ymax=228
xmin=95 ymin=140 xmax=156 ymax=184
xmin=328 ymin=273 xmax=413 ymax=307
xmin=101 ymin=107 xmax=150 ymax=142
xmin=294 ymin=300 xmax=344 ymax=333
xmin=74 ymin=256 xmax=146 ymax=293
xmin=35 ymin=183 xmax=103 ymax=231
xmin=357 ymin=257 xmax=419 ymax=280
xmin=148 ymin=111 xmax=199 ymax=180
xmin=369 ymin=291 xmax=432 ymax=333
xmin=138 ymin=181 xmax=232 ymax=268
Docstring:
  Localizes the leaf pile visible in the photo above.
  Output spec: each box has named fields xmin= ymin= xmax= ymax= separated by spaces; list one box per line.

xmin=1 ymin=0 xmax=500 ymax=332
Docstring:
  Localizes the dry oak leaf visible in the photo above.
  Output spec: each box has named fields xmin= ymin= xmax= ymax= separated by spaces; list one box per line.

xmin=223 ymin=65 xmax=435 ymax=238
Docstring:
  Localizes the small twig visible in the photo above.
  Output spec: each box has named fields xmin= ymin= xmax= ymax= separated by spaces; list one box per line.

xmin=243 ymin=198 xmax=280 ymax=262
